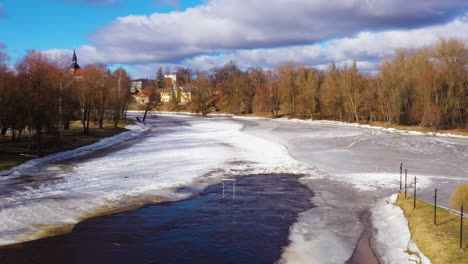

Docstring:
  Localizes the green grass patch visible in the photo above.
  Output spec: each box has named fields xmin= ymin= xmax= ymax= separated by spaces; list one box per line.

xmin=0 ymin=120 xmax=135 ymax=171
xmin=395 ymin=192 xmax=468 ymax=264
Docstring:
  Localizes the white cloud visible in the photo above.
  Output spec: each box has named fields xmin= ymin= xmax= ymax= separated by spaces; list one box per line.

xmin=81 ymin=0 xmax=468 ymax=64
xmin=46 ymin=14 xmax=468 ymax=77
xmin=175 ymin=15 xmax=468 ymax=72
xmin=43 ymin=1 xmax=468 ymax=77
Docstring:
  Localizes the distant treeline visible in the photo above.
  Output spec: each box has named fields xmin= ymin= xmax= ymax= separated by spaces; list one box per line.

xmin=0 ymin=50 xmax=132 ymax=151
xmin=181 ymin=38 xmax=466 ymax=129
xmin=0 ymin=38 xmax=466 ymax=152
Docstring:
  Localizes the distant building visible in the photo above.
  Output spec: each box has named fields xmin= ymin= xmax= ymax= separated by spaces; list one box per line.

xmin=164 ymin=74 xmax=177 ymax=88
xmin=131 ymin=79 xmax=151 ymax=94
xmin=160 ymin=74 xmax=196 ymax=104
xmin=160 ymin=86 xmax=195 ymax=105
xmin=69 ymin=50 xmax=80 ymax=74
xmin=180 ymin=87 xmax=194 ymax=104
xmin=68 ymin=51 xmax=92 ymax=80
xmin=134 ymin=89 xmax=150 ymax=105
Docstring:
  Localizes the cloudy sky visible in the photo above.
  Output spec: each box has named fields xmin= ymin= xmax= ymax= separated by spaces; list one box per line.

xmin=1 ymin=0 xmax=468 ymax=78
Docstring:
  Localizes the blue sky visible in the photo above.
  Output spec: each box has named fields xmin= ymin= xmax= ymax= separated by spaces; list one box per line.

xmin=0 ymin=0 xmax=202 ymax=60
xmin=1 ymin=0 xmax=468 ymax=78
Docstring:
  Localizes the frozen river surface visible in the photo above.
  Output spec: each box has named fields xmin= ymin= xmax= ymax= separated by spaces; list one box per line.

xmin=0 ymin=113 xmax=466 ymax=263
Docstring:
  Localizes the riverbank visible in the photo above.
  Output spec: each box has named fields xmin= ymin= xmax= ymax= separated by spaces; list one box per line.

xmin=0 ymin=120 xmax=134 ymax=171
xmin=238 ymin=112 xmax=468 ymax=137
xmin=149 ymin=109 xmax=468 ymax=139
xmin=395 ymin=193 xmax=468 ymax=264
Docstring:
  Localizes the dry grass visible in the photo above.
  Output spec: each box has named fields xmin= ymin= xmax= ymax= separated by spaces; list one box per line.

xmin=0 ymin=120 xmax=134 ymax=171
xmin=395 ymin=192 xmax=468 ymax=264
xmin=451 ymin=184 xmax=468 ymax=209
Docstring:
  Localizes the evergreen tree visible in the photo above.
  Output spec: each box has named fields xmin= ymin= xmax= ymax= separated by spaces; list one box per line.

xmin=156 ymin=67 xmax=166 ymax=89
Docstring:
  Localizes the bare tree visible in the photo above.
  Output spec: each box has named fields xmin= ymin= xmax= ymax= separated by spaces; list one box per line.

xmin=190 ymin=73 xmax=214 ymax=115
xmin=109 ymin=67 xmax=132 ymax=127
xmin=76 ymin=67 xmax=100 ymax=134
xmin=141 ymin=84 xmax=161 ymax=122
xmin=433 ymin=38 xmax=467 ymax=129
xmin=16 ymin=51 xmax=61 ymax=152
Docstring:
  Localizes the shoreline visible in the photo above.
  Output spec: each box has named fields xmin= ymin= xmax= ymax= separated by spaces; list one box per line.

xmin=150 ymin=110 xmax=468 ymax=139
xmin=0 ymin=121 xmax=146 ymax=177
xmin=0 ymin=193 xmax=171 ymax=247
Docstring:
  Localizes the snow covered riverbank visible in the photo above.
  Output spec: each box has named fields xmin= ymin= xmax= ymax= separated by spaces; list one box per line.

xmin=0 ymin=122 xmax=149 ymax=177
xmin=156 ymin=111 xmax=468 ymax=139
xmin=371 ymin=194 xmax=431 ymax=264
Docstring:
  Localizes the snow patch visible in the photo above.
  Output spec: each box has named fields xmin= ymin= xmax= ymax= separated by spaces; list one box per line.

xmin=236 ymin=116 xmax=468 ymax=140
xmin=0 ymin=121 xmax=149 ymax=177
xmin=279 ymin=207 xmax=352 ymax=264
xmin=320 ymin=172 xmax=433 ymax=192
xmin=371 ymin=194 xmax=431 ymax=264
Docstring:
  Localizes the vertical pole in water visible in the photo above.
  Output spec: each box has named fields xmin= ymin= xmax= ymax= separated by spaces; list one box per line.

xmin=400 ymin=163 xmax=402 ymax=191
xmin=434 ymin=188 xmax=437 ymax=226
xmin=461 ymin=205 xmax=464 ymax=251
xmin=413 ymin=177 xmax=416 ymax=209
xmin=222 ymin=181 xmax=225 ymax=199
xmin=405 ymin=169 xmax=408 ymax=199
xmin=233 ymin=181 xmax=236 ymax=199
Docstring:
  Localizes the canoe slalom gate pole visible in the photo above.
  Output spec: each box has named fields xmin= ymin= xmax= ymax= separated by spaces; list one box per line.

xmin=461 ymin=205 xmax=464 ymax=251
xmin=400 ymin=163 xmax=402 ymax=191
xmin=396 ymin=164 xmax=465 ymax=250
xmin=434 ymin=188 xmax=437 ymax=226
xmin=405 ymin=169 xmax=408 ymax=199
xmin=222 ymin=178 xmax=236 ymax=199
xmin=413 ymin=176 xmax=417 ymax=209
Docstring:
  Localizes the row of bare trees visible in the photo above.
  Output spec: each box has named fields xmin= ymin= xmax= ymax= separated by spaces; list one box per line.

xmin=186 ymin=39 xmax=466 ymax=129
xmin=0 ymin=50 xmax=132 ymax=152
xmin=1 ymin=38 xmax=465 ymax=151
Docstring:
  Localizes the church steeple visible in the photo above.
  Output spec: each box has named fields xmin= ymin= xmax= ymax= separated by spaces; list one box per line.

xmin=70 ymin=50 xmax=80 ymax=73
xmin=72 ymin=50 xmax=77 ymax=64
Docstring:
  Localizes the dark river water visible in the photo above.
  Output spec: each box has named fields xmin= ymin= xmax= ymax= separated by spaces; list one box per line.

xmin=0 ymin=174 xmax=315 ymax=264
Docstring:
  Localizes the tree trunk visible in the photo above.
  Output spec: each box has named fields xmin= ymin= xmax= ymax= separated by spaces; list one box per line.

xmin=17 ymin=129 xmax=23 ymax=142
xmin=86 ymin=108 xmax=91 ymax=134
xmin=1 ymin=126 xmax=7 ymax=137
xmin=99 ymin=111 xmax=104 ymax=129
xmin=11 ymin=128 xmax=16 ymax=141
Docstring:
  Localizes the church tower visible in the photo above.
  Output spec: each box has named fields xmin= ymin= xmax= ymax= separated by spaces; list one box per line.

xmin=69 ymin=50 xmax=80 ymax=73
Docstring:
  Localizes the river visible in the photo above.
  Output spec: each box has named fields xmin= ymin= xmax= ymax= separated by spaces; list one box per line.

xmin=0 ymin=113 xmax=466 ymax=263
